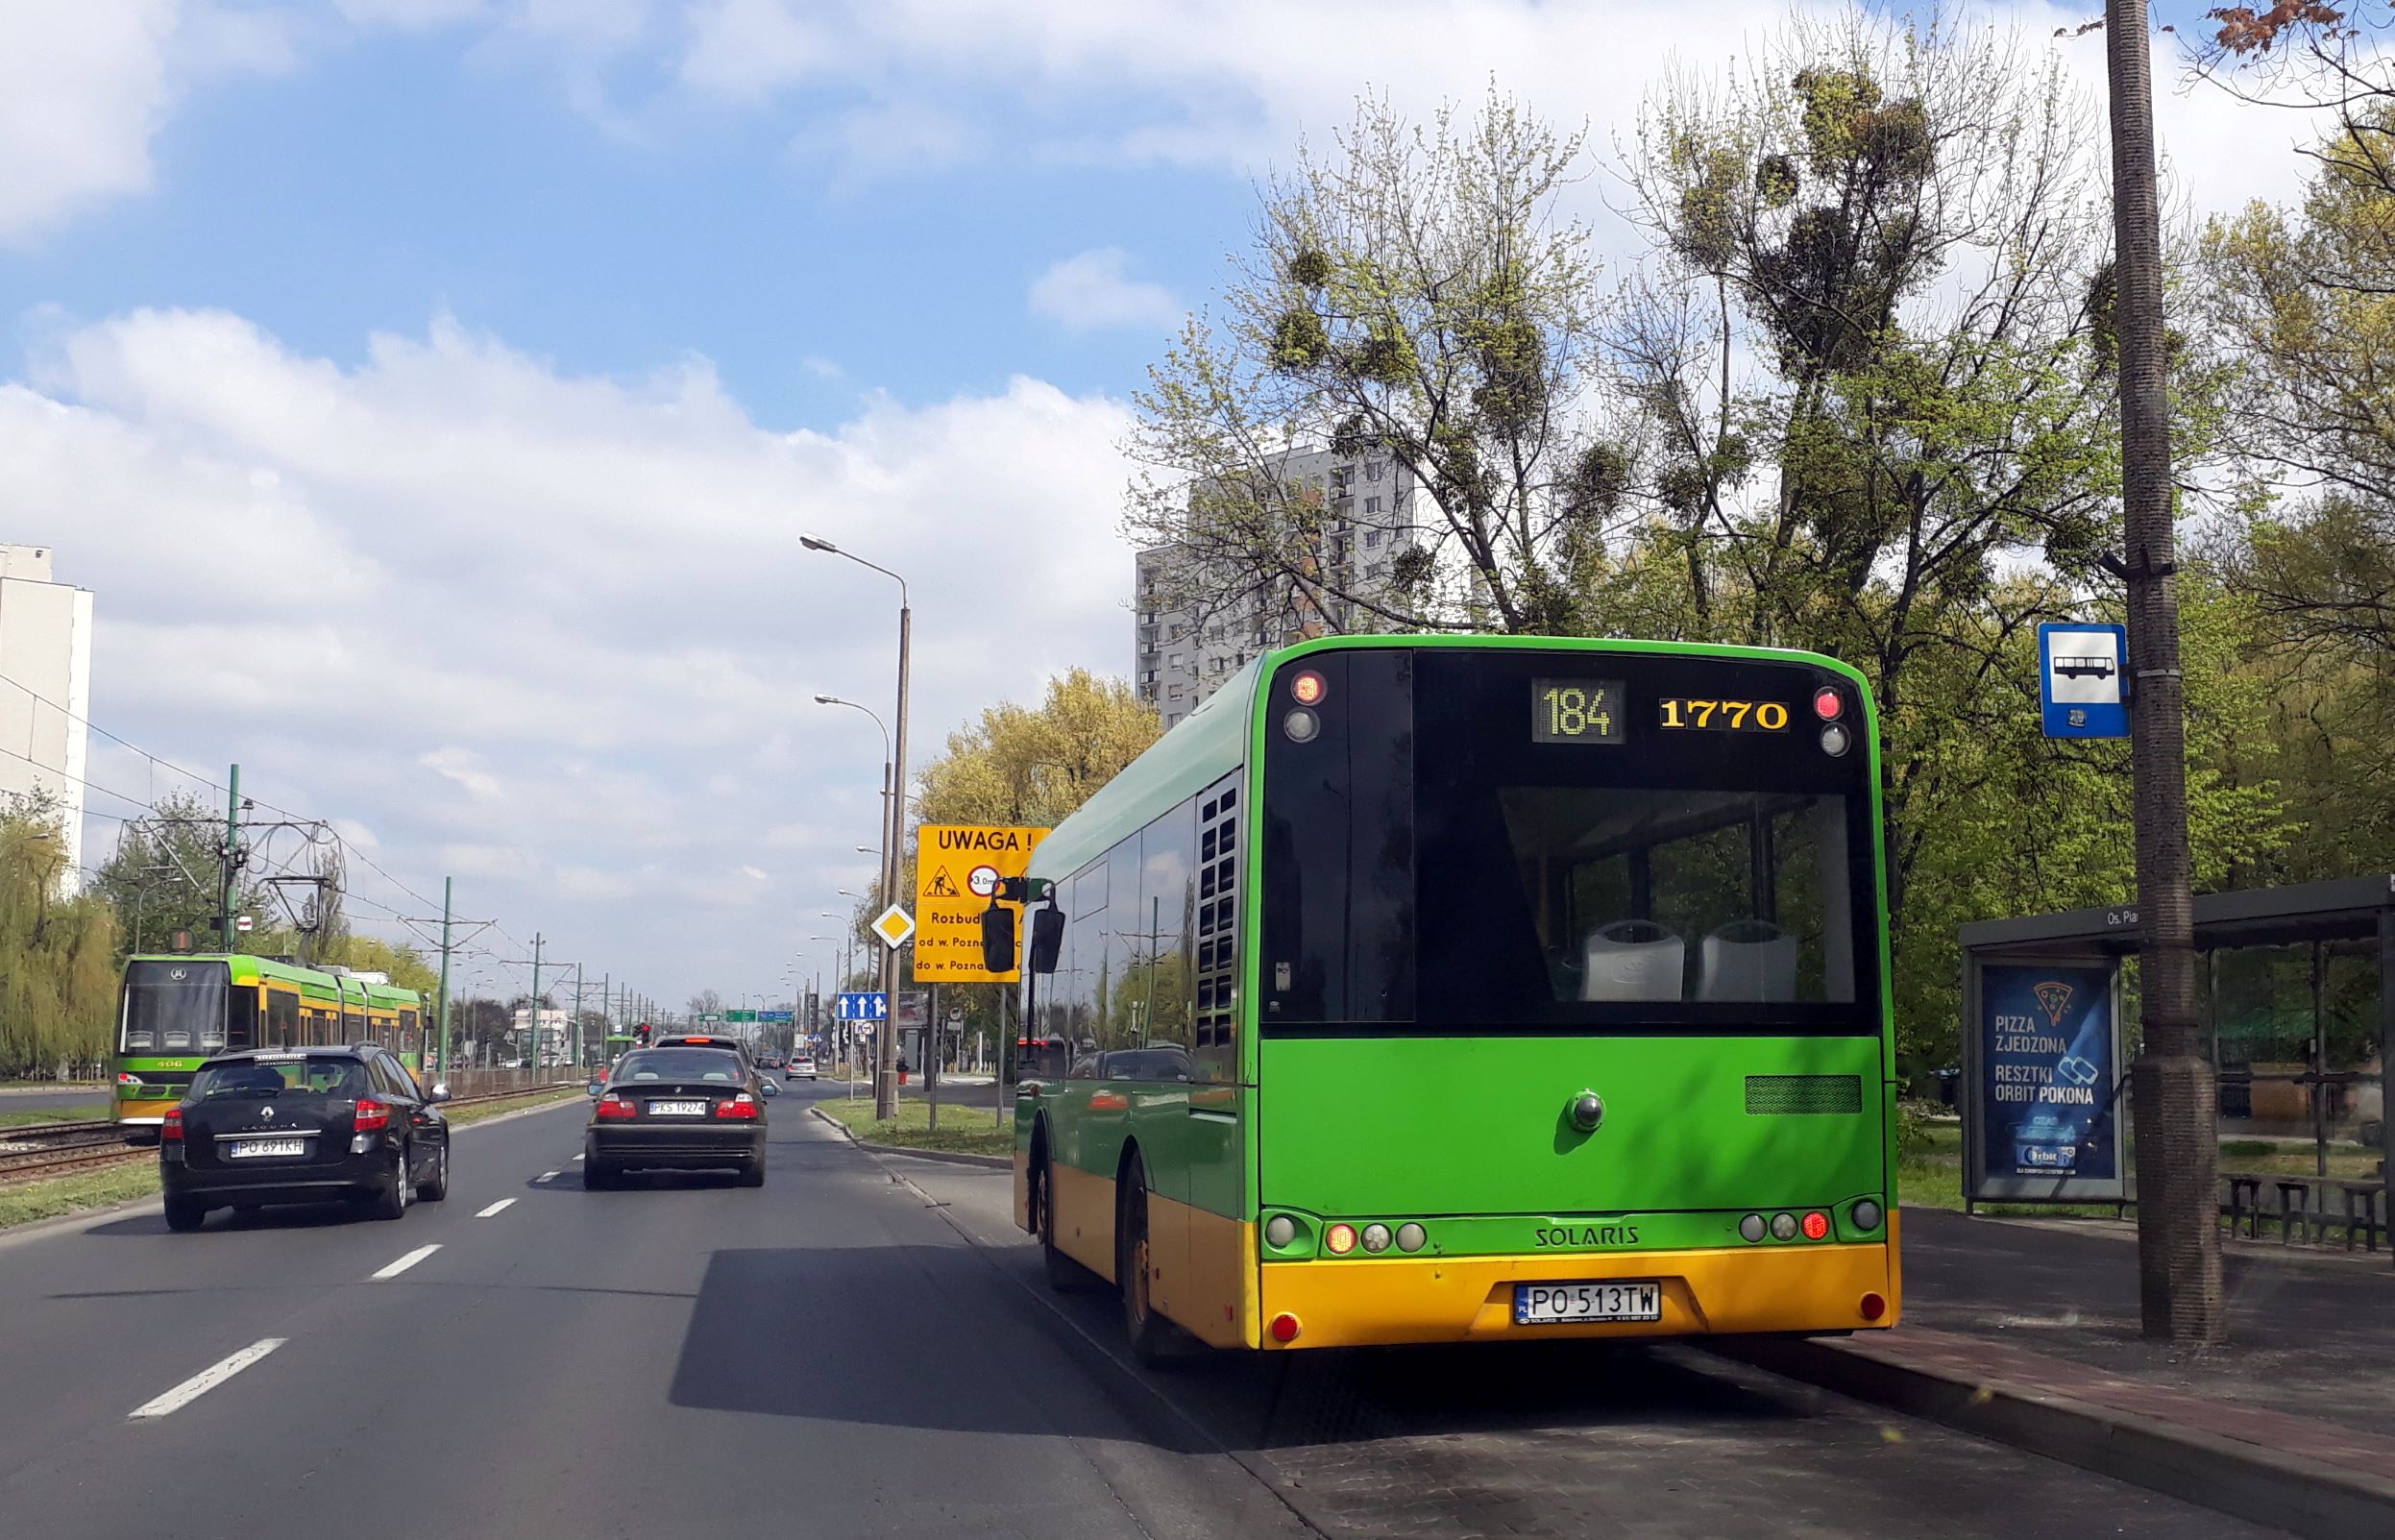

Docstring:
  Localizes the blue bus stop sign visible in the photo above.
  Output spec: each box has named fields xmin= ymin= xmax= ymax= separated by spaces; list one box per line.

xmin=2039 ymin=623 xmax=2129 ymax=739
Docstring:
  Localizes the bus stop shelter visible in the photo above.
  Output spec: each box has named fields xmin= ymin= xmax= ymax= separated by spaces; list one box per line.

xmin=1959 ymin=874 xmax=2393 ymax=1251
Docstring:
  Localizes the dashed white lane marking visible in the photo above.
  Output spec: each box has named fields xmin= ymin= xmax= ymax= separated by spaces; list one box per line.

xmin=477 ymin=1199 xmax=516 ymax=1217
xmin=571 ymin=1154 xmax=584 ymax=1161
xmin=538 ymin=1170 xmax=559 ymax=1182
xmin=371 ymin=1243 xmax=442 ymax=1281
xmin=129 ymin=1339 xmax=285 ymax=1420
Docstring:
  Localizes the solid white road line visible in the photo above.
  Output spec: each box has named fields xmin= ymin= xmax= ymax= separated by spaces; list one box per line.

xmin=476 ymin=1198 xmax=516 ymax=1217
xmin=129 ymin=1338 xmax=286 ymax=1420
xmin=371 ymin=1243 xmax=442 ymax=1281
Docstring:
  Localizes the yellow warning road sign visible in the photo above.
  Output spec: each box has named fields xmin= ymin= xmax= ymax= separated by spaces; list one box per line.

xmin=914 ymin=824 xmax=1048 ymax=982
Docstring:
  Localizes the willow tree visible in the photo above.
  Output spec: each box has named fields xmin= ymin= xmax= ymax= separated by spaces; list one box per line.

xmin=1125 ymin=86 xmax=1624 ymax=636
xmin=0 ymin=796 xmax=119 ymax=1076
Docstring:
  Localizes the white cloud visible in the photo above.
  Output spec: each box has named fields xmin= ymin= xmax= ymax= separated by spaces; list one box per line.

xmin=29 ymin=308 xmax=1136 ymax=995
xmin=1030 ymin=248 xmax=1183 ymax=333
xmin=338 ymin=0 xmax=488 ymax=28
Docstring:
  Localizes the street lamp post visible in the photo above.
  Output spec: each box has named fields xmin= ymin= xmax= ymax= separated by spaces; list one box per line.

xmin=803 ymin=535 xmax=912 ymax=1124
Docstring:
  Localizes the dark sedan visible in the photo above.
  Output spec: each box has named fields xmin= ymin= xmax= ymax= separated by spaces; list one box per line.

xmin=160 ymin=1046 xmax=452 ymax=1231
xmin=583 ymin=1046 xmax=775 ymax=1187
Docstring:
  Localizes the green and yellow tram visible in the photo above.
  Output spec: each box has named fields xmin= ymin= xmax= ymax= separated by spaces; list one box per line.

xmin=1002 ymin=635 xmax=1898 ymax=1356
xmin=113 ymin=954 xmax=428 ymax=1139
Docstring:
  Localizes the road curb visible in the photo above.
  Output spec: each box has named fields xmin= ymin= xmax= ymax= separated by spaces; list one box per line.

xmin=1713 ymin=1336 xmax=2395 ymax=1540
xmin=447 ymin=1091 xmax=587 ymax=1132
xmin=807 ymin=1105 xmax=1011 ymax=1169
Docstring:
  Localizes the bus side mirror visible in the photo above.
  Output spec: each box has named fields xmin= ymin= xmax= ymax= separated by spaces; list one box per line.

xmin=1028 ymin=905 xmax=1064 ymax=975
xmin=980 ymin=905 xmax=1017 ymax=974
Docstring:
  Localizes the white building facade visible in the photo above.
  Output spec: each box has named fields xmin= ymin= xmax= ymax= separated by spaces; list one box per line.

xmin=0 ymin=546 xmax=94 ymax=878
xmin=1136 ymin=448 xmax=1421 ymax=728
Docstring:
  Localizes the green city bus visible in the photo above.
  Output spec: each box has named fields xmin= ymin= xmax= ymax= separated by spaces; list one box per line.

xmin=114 ymin=954 xmax=429 ymax=1138
xmin=1001 ymin=635 xmax=1897 ymax=1357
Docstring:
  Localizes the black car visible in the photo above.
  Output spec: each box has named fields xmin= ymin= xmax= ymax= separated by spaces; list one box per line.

xmin=583 ymin=1045 xmax=775 ymax=1187
xmin=160 ymin=1046 xmax=452 ymax=1231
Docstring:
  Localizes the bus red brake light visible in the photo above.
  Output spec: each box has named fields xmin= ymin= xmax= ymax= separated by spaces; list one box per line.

xmin=1324 ymin=1223 xmax=1357 ymax=1255
xmin=160 ymin=1107 xmax=183 ymax=1143
xmin=1801 ymin=1210 xmax=1829 ymax=1240
xmin=1269 ymin=1313 xmax=1303 ymax=1343
xmin=1812 ymin=686 xmax=1843 ymax=721
xmin=353 ymin=1098 xmax=390 ymax=1132
xmin=1290 ymin=670 xmax=1328 ymax=705
xmin=1861 ymin=1292 xmax=1888 ymax=1322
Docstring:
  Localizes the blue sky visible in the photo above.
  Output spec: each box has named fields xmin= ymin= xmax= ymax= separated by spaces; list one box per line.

xmin=0 ymin=1 xmax=2315 ymax=1007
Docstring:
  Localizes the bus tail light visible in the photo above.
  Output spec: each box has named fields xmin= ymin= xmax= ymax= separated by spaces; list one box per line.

xmin=1801 ymin=1210 xmax=1830 ymax=1240
xmin=1290 ymin=670 xmax=1328 ymax=705
xmin=1738 ymin=1214 xmax=1766 ymax=1243
xmin=1264 ymin=1214 xmax=1298 ymax=1249
xmin=1860 ymin=1292 xmax=1888 ymax=1322
xmin=1324 ymin=1223 xmax=1357 ymax=1255
xmin=1360 ymin=1223 xmax=1392 ymax=1254
xmin=1812 ymin=686 xmax=1844 ymax=721
xmin=1269 ymin=1313 xmax=1303 ymax=1343
xmin=1395 ymin=1222 xmax=1427 ymax=1253
xmin=1852 ymin=1199 xmax=1883 ymax=1232
xmin=160 ymin=1108 xmax=183 ymax=1144
xmin=353 ymin=1098 xmax=390 ymax=1133
xmin=1819 ymin=722 xmax=1852 ymax=757
xmin=1283 ymin=709 xmax=1321 ymax=744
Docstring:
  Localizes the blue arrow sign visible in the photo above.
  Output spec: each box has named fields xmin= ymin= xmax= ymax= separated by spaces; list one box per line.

xmin=835 ymin=991 xmax=889 ymax=1022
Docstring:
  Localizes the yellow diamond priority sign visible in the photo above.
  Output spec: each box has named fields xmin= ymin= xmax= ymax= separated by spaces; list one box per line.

xmin=870 ymin=904 xmax=916 ymax=950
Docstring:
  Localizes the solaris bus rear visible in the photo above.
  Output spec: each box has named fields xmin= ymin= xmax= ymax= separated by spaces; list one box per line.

xmin=1002 ymin=635 xmax=1898 ymax=1356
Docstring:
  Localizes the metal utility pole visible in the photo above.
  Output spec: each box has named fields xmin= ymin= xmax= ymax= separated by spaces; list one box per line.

xmin=571 ymin=964 xmax=585 ymax=1072
xmin=2107 ymin=0 xmax=2220 ymax=1345
xmin=436 ymin=877 xmax=454 ymax=1075
xmin=527 ymin=933 xmax=545 ymax=1078
xmin=219 ymin=764 xmax=243 ymax=949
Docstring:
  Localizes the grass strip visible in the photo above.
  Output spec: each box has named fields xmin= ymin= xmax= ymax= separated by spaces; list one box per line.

xmin=0 ymin=1163 xmax=159 ymax=1232
xmin=0 ymin=1104 xmax=109 ymax=1128
xmin=444 ymin=1086 xmax=585 ymax=1128
xmin=815 ymin=1094 xmax=1013 ymax=1159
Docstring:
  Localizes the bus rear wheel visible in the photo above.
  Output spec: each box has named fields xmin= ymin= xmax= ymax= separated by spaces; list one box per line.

xmin=1036 ymin=1146 xmax=1102 ymax=1294
xmin=1116 ymin=1152 xmax=1177 ymax=1367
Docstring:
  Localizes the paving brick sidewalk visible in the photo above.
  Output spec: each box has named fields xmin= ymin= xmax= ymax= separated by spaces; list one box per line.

xmin=1895 ymin=1205 xmax=2395 ymax=1434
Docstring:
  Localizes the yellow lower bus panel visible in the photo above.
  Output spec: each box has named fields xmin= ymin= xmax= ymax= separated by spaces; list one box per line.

xmin=1258 ymin=1241 xmax=1898 ymax=1350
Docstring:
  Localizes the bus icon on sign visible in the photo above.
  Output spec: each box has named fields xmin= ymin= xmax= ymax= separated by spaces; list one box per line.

xmin=2053 ymin=655 xmax=2114 ymax=681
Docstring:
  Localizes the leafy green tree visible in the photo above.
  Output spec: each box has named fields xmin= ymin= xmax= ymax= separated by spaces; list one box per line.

xmin=0 ymin=794 xmax=120 ymax=1076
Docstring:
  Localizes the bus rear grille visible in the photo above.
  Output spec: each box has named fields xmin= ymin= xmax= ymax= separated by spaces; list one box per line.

xmin=1744 ymin=1075 xmax=1863 ymax=1115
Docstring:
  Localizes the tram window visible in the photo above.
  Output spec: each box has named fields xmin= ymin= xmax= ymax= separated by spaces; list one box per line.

xmin=122 ymin=961 xmax=228 ymax=1054
xmin=218 ymin=988 xmax=256 ymax=1052
xmin=266 ymin=990 xmax=298 ymax=1047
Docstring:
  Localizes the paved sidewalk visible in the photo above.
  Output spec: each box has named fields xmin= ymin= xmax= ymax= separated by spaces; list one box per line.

xmin=1897 ymin=1205 xmax=2395 ymax=1431
xmin=1724 ymin=1205 xmax=2395 ymax=1538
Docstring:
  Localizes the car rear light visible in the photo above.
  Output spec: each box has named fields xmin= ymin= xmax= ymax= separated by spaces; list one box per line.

xmin=716 ymin=1094 xmax=761 ymax=1120
xmin=160 ymin=1107 xmax=183 ymax=1143
xmin=595 ymin=1094 xmax=638 ymax=1120
xmin=1269 ymin=1313 xmax=1302 ymax=1343
xmin=1801 ymin=1210 xmax=1830 ymax=1241
xmin=353 ymin=1098 xmax=390 ymax=1132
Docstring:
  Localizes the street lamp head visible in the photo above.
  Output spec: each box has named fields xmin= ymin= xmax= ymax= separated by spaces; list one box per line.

xmin=814 ymin=693 xmax=841 ymax=705
xmin=855 ymin=846 xmax=877 ymax=855
xmin=800 ymin=534 xmax=839 ymax=553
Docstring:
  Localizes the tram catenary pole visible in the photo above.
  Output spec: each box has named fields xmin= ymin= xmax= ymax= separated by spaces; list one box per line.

xmin=436 ymin=877 xmax=454 ymax=1078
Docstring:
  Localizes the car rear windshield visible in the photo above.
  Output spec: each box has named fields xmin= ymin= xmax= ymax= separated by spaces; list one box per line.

xmin=191 ymin=1058 xmax=368 ymax=1099
xmin=614 ymin=1049 xmax=744 ymax=1083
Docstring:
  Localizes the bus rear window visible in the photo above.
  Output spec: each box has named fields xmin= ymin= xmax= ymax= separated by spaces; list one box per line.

xmin=122 ymin=962 xmax=230 ymax=1054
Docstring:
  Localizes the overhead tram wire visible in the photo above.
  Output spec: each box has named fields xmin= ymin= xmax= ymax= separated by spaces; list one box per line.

xmin=0 ymin=667 xmax=232 ymax=804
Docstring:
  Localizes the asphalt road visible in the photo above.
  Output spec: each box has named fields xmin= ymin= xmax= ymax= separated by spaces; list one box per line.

xmin=0 ymin=1078 xmax=2287 ymax=1540
xmin=0 ymin=1086 xmax=109 ymax=1115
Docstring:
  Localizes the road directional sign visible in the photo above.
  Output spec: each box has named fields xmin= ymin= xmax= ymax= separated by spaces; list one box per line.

xmin=724 ymin=1009 xmax=757 ymax=1023
xmin=914 ymin=824 xmax=1049 ymax=982
xmin=871 ymin=904 xmax=916 ymax=950
xmin=760 ymin=1009 xmax=793 ymax=1023
xmin=835 ymin=991 xmax=889 ymax=1022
